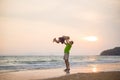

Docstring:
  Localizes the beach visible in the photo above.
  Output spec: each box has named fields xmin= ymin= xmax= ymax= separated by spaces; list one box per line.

xmin=0 ymin=56 xmax=120 ymax=80
xmin=44 ymin=71 xmax=120 ymax=80
xmin=0 ymin=63 xmax=120 ymax=80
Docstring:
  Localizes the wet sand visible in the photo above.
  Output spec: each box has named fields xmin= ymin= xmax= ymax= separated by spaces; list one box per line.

xmin=44 ymin=71 xmax=120 ymax=80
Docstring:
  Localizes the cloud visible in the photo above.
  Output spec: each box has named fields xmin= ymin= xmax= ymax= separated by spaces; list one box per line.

xmin=1 ymin=0 xmax=119 ymax=26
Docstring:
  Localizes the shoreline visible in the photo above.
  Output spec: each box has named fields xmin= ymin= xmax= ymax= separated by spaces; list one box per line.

xmin=0 ymin=62 xmax=120 ymax=73
xmin=0 ymin=70 xmax=120 ymax=80
xmin=0 ymin=63 xmax=120 ymax=80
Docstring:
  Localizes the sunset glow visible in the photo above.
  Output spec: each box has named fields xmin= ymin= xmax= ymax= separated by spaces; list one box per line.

xmin=83 ymin=36 xmax=98 ymax=42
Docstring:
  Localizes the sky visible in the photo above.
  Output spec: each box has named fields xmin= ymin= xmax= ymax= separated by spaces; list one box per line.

xmin=0 ymin=0 xmax=120 ymax=55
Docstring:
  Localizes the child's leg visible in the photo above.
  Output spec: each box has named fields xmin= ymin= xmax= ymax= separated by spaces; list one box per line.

xmin=53 ymin=38 xmax=60 ymax=43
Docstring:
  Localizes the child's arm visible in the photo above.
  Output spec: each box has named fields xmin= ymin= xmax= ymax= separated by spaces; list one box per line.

xmin=63 ymin=41 xmax=67 ymax=45
xmin=66 ymin=39 xmax=69 ymax=44
xmin=64 ymin=39 xmax=69 ymax=45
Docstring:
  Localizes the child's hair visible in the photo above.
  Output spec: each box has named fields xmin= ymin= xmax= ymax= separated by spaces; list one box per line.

xmin=66 ymin=36 xmax=70 ymax=40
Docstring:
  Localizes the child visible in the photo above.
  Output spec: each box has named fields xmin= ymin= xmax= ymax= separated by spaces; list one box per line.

xmin=53 ymin=36 xmax=70 ymax=44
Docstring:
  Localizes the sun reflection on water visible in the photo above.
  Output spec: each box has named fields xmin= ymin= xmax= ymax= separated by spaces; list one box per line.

xmin=92 ymin=65 xmax=98 ymax=72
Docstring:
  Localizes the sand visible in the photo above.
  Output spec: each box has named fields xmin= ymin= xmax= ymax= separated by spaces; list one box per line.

xmin=44 ymin=71 xmax=120 ymax=80
xmin=0 ymin=63 xmax=120 ymax=80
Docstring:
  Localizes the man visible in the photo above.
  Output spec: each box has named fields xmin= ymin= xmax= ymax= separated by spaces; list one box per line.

xmin=63 ymin=40 xmax=73 ymax=73
xmin=53 ymin=36 xmax=73 ymax=73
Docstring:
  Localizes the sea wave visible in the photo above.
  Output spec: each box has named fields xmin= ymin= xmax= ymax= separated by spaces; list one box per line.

xmin=0 ymin=55 xmax=120 ymax=73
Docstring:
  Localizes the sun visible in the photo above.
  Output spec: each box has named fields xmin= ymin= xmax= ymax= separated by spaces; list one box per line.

xmin=83 ymin=36 xmax=98 ymax=42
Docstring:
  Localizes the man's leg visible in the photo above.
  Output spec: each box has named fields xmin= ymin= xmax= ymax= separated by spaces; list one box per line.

xmin=65 ymin=59 xmax=70 ymax=70
xmin=64 ymin=59 xmax=70 ymax=73
xmin=64 ymin=54 xmax=70 ymax=73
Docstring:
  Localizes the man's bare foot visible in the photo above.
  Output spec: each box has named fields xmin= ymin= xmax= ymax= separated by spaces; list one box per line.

xmin=64 ymin=69 xmax=70 ymax=73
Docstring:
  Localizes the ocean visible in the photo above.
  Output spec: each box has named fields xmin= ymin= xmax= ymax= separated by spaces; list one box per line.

xmin=0 ymin=55 xmax=120 ymax=73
